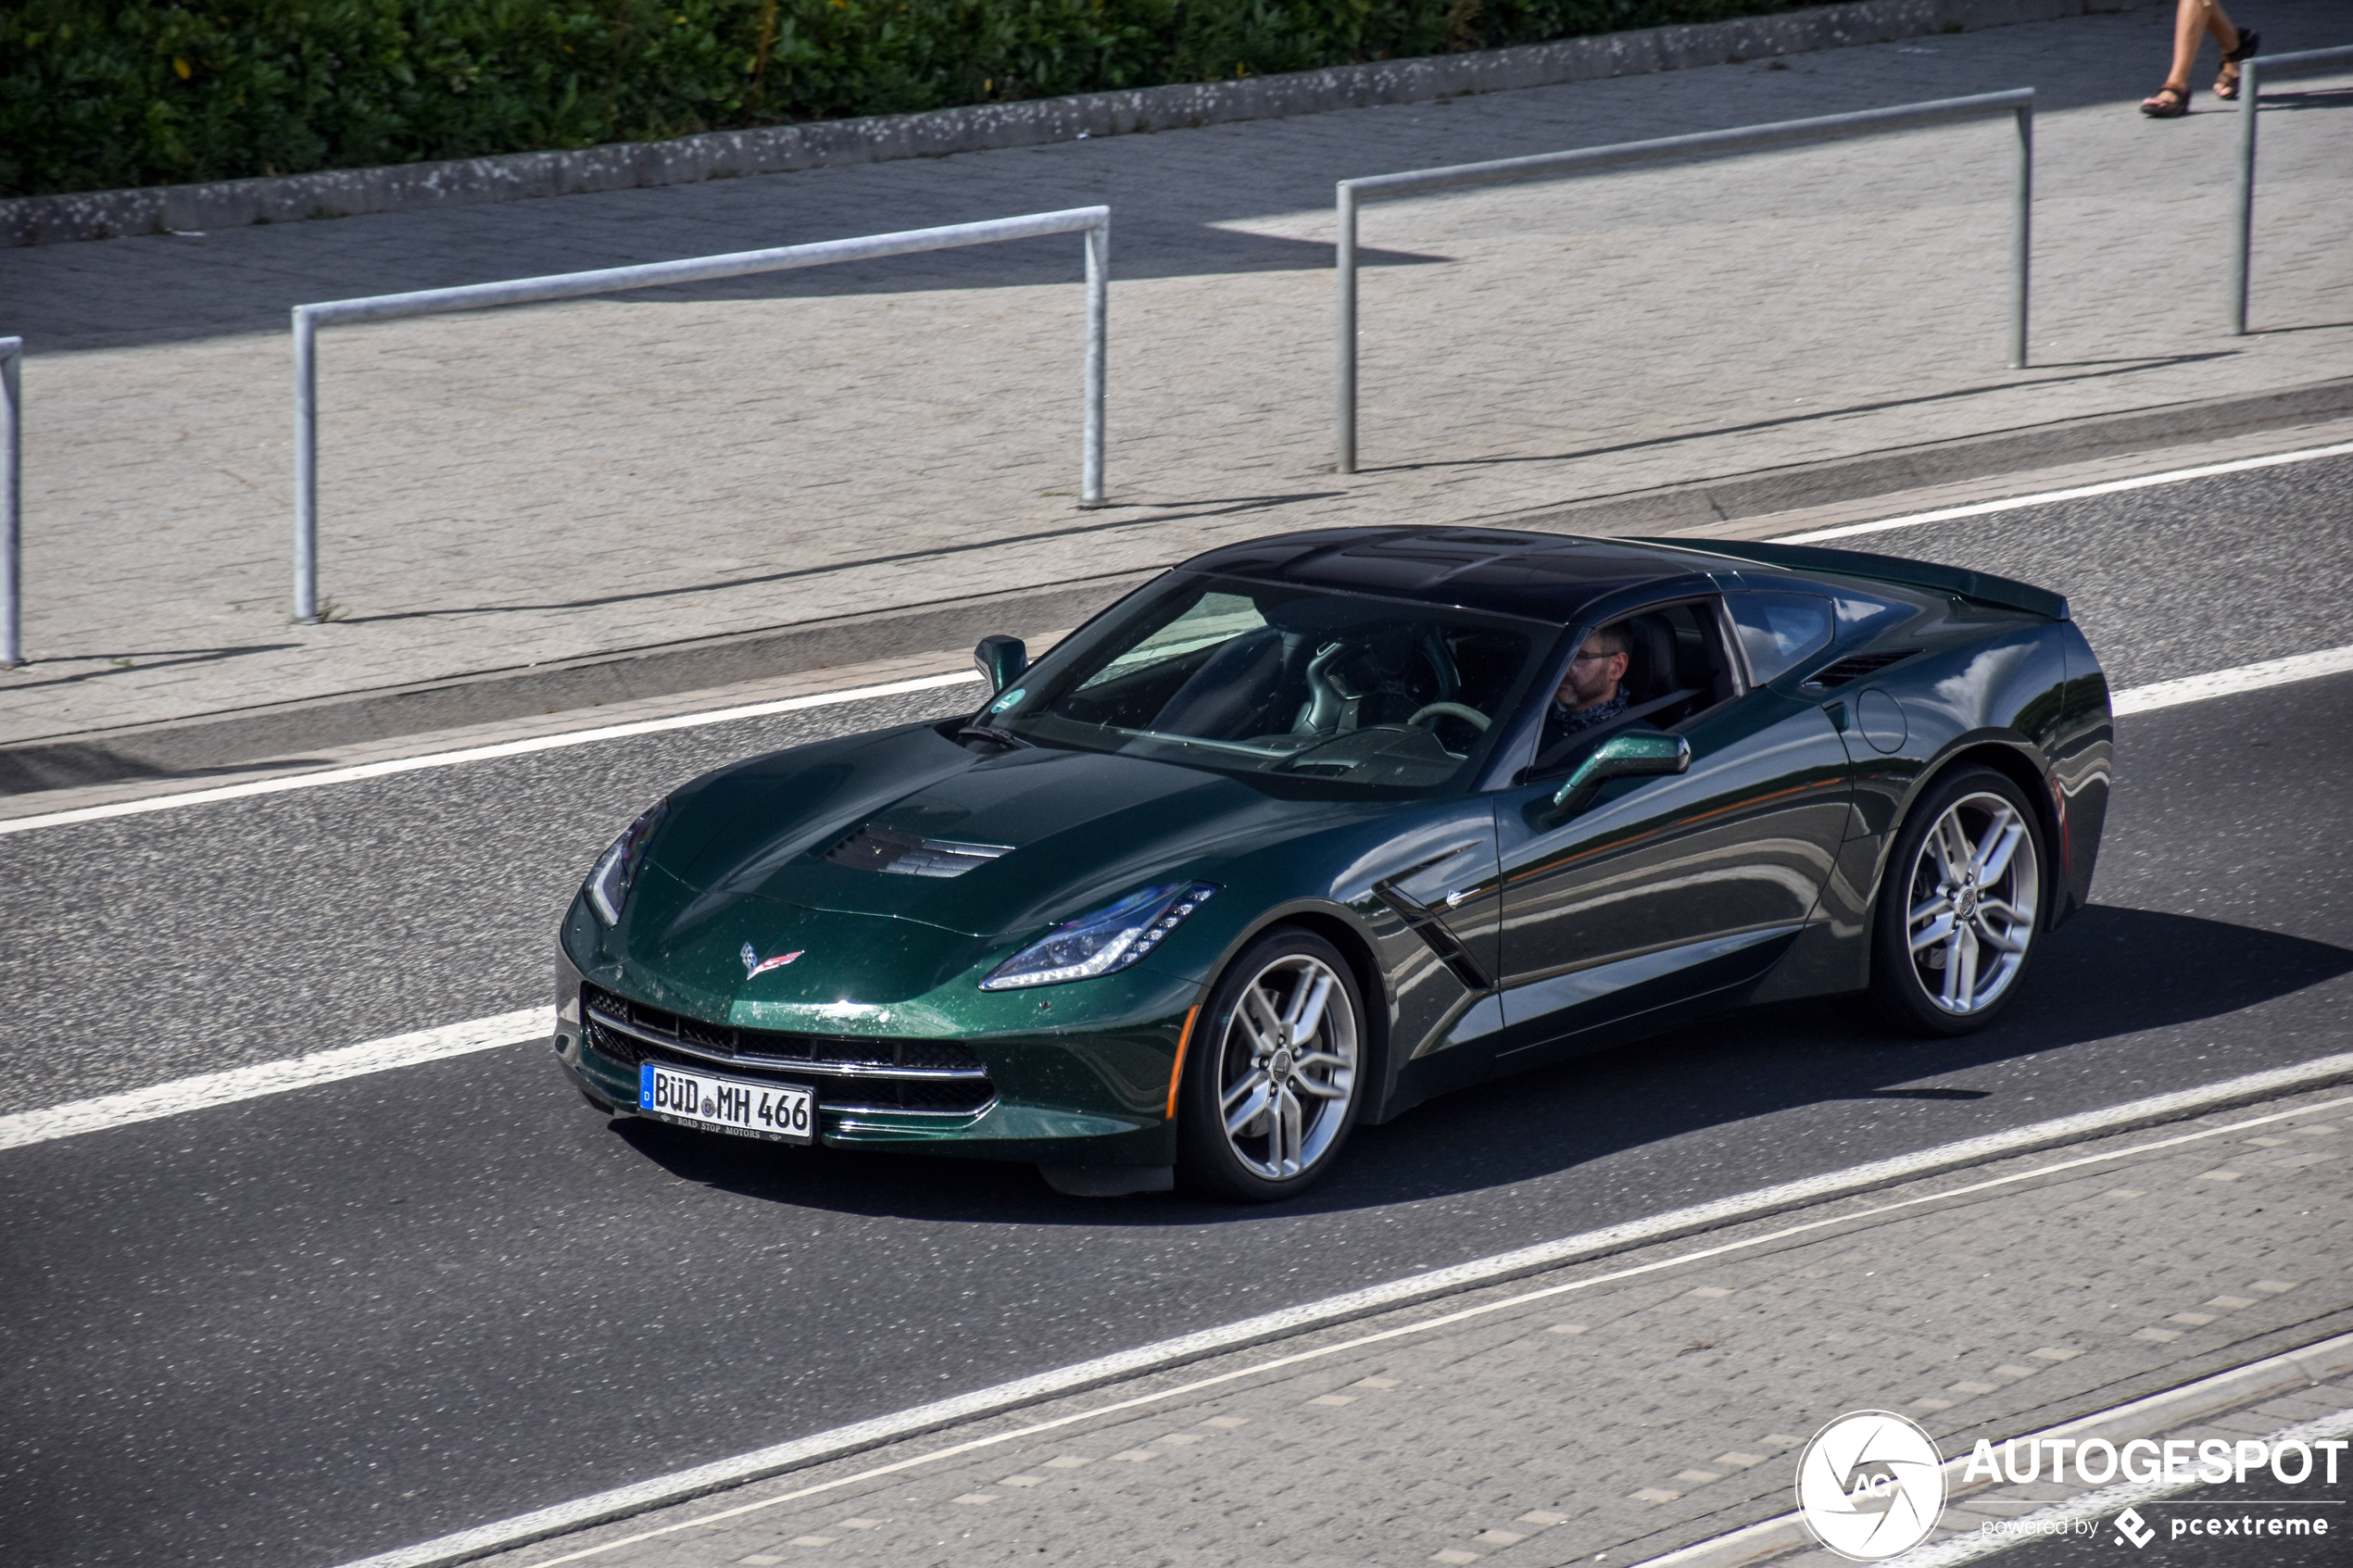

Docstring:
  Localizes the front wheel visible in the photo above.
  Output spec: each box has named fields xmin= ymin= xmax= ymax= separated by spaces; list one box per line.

xmin=1176 ymin=929 xmax=1367 ymax=1201
xmin=1864 ymin=767 xmax=2047 ymax=1036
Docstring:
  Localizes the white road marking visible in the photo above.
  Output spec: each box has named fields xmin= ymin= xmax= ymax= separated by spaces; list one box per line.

xmin=329 ymin=1082 xmax=2353 ymax=1568
xmin=0 ymin=670 xmax=983 ymax=838
xmin=3 ymin=429 xmax=2348 ymax=841
xmin=0 ymin=1009 xmax=547 ymax=1153
xmin=2111 ymin=644 xmax=2353 ymax=715
xmin=1773 ymin=438 xmax=2353 ymax=544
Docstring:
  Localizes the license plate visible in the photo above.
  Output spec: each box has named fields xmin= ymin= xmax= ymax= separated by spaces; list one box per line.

xmin=638 ymin=1062 xmax=813 ymax=1145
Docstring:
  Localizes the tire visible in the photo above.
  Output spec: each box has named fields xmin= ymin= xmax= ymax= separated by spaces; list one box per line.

xmin=1863 ymin=766 xmax=2048 ymax=1037
xmin=1176 ymin=928 xmax=1369 ymax=1202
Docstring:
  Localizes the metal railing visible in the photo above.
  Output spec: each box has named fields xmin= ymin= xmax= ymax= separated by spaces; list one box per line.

xmin=1 ymin=336 xmax=20 ymax=669
xmin=2232 ymin=44 xmax=2353 ymax=337
xmin=1334 ymin=90 xmax=2035 ymax=473
xmin=291 ymin=207 xmax=1111 ymax=624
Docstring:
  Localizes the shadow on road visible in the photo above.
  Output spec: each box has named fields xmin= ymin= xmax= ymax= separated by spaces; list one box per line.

xmin=614 ymin=902 xmax=2353 ymax=1223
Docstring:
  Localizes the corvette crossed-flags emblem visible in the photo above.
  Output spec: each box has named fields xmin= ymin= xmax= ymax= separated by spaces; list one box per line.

xmin=740 ymin=943 xmax=804 ymax=979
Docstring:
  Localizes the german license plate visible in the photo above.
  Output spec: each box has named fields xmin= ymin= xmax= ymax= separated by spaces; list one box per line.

xmin=638 ymin=1062 xmax=813 ymax=1145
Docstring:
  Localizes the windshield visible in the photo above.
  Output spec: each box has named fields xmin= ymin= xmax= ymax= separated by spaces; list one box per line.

xmin=982 ymin=575 xmax=1552 ymax=794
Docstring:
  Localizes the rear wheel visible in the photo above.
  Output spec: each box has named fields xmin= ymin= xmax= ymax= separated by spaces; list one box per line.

xmin=1176 ymin=929 xmax=1366 ymax=1202
xmin=1864 ymin=767 xmax=2046 ymax=1036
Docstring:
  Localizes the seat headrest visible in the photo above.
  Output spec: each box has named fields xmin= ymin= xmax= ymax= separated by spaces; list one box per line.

xmin=1623 ymin=617 xmax=1678 ymax=705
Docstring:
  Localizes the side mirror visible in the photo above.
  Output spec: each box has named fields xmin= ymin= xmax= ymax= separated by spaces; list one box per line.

xmin=1550 ymin=732 xmax=1691 ymax=819
xmin=973 ymin=634 xmax=1027 ymax=694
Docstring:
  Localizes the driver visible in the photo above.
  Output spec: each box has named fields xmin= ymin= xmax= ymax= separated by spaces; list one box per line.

xmin=1546 ymin=624 xmax=1632 ymax=742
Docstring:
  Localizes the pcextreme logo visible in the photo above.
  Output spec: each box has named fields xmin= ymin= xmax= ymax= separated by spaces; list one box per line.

xmin=1794 ymin=1411 xmax=1947 ymax=1561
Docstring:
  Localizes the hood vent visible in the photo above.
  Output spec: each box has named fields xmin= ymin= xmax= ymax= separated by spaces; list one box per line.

xmin=824 ymin=824 xmax=1013 ymax=878
xmin=1803 ymin=648 xmax=1921 ymax=691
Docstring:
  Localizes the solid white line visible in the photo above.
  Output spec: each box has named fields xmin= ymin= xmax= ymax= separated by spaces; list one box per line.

xmin=0 ymin=1009 xmax=548 ymax=1153
xmin=2112 ymin=644 xmax=2353 ymax=716
xmin=4 ymin=435 xmax=2347 ymax=842
xmin=1773 ymin=439 xmax=2353 ymax=544
xmin=0 ymin=670 xmax=984 ymax=839
xmin=329 ymin=1080 xmax=2353 ymax=1568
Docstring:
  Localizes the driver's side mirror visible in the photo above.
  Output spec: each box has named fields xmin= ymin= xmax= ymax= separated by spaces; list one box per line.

xmin=974 ymin=634 xmax=1027 ymax=694
xmin=1549 ymin=732 xmax=1691 ymax=820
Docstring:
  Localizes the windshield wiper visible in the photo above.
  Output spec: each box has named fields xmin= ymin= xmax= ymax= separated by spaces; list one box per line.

xmin=957 ymin=722 xmax=1035 ymax=748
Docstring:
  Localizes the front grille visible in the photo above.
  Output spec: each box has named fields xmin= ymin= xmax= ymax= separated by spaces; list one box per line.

xmin=824 ymin=824 xmax=1011 ymax=878
xmin=1803 ymin=648 xmax=1921 ymax=690
xmin=583 ymin=984 xmax=993 ymax=1116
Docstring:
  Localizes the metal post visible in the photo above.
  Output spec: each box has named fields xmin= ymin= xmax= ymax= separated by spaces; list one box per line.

xmin=292 ymin=307 xmax=320 ymax=624
xmin=2010 ymin=102 xmax=2032 ymax=370
xmin=2231 ymin=56 xmax=2261 ymax=337
xmin=1329 ymin=90 xmax=2035 ymax=473
xmin=1080 ymin=217 xmax=1108 ymax=508
xmin=288 ymin=208 xmax=1106 ymax=613
xmin=0 ymin=337 xmax=21 ymax=669
xmin=1337 ymin=182 xmax=1359 ymax=476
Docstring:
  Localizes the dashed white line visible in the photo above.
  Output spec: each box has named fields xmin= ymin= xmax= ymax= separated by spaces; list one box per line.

xmin=1773 ymin=439 xmax=2353 ymax=544
xmin=2111 ymin=644 xmax=2353 ymax=716
xmin=0 ymin=1009 xmax=548 ymax=1152
xmin=5 ymin=643 xmax=2349 ymax=1148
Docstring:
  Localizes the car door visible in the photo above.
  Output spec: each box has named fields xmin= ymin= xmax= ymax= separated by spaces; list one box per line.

xmin=1491 ymin=595 xmax=1853 ymax=1062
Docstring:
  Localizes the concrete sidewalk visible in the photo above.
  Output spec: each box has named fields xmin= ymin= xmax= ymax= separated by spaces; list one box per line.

xmin=2 ymin=0 xmax=2348 ymax=763
xmin=443 ymin=1085 xmax=2353 ymax=1568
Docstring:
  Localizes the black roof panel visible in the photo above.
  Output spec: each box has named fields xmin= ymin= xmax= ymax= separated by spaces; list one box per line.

xmin=1176 ymin=527 xmax=1721 ymax=624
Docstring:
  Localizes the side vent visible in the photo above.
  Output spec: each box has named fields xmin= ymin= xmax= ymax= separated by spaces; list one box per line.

xmin=824 ymin=825 xmax=1013 ymax=878
xmin=1803 ymin=648 xmax=1921 ymax=691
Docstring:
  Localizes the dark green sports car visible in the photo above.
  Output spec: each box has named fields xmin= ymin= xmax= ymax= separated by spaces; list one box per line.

xmin=552 ymin=527 xmax=2111 ymax=1200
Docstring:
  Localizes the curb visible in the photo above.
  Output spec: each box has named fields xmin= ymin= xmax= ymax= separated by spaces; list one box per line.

xmin=1 ymin=0 xmax=2124 ymax=247
xmin=0 ymin=571 xmax=1151 ymax=797
xmin=1493 ymin=373 xmax=2353 ymax=537
xmin=4 ymin=370 xmax=2344 ymax=799
xmin=1627 ymin=1332 xmax=2353 ymax=1568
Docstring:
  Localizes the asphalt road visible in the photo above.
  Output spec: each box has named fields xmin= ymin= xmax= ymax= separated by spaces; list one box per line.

xmin=2 ymin=456 xmax=2349 ymax=1568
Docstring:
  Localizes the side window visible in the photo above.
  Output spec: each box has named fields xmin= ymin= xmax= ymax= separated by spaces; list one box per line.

xmin=1522 ymin=601 xmax=1738 ymax=780
xmin=1727 ymin=593 xmax=1834 ymax=685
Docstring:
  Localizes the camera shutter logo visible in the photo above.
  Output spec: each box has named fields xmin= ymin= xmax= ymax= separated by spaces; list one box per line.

xmin=1794 ymin=1411 xmax=1947 ymax=1561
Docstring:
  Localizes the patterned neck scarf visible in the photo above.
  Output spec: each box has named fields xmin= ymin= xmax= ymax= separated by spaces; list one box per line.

xmin=1552 ymin=688 xmax=1629 ymax=734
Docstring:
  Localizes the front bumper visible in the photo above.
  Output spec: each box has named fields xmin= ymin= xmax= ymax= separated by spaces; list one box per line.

xmin=551 ymin=945 xmax=1191 ymax=1167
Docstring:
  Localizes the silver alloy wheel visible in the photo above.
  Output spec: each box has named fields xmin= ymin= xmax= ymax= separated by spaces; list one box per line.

xmin=1214 ymin=952 xmax=1360 ymax=1181
xmin=1904 ymin=789 xmax=2041 ymax=1016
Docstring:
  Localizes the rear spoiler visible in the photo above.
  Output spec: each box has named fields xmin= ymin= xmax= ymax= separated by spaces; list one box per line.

xmin=1628 ymin=536 xmax=2070 ymax=621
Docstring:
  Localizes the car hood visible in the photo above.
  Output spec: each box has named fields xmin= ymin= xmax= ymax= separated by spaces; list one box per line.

xmin=647 ymin=723 xmax=1357 ymax=941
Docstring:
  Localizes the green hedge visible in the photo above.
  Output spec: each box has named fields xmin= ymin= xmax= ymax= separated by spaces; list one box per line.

xmin=2 ymin=0 xmax=1799 ymax=197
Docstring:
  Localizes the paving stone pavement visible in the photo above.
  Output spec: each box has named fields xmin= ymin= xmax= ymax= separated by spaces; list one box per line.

xmin=2 ymin=2 xmax=2348 ymax=746
xmin=455 ymin=1088 xmax=2353 ymax=1568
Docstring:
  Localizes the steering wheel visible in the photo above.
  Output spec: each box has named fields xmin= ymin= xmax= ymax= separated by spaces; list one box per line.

xmin=1407 ymin=702 xmax=1490 ymax=733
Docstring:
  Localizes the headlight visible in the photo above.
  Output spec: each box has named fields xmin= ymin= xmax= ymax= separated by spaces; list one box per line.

xmin=979 ymin=881 xmax=1218 ymax=990
xmin=585 ymin=802 xmax=667 ymax=926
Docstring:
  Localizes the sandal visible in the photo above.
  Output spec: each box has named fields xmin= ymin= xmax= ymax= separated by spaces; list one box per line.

xmin=2140 ymin=84 xmax=2192 ymax=118
xmin=2215 ymin=28 xmax=2260 ymax=98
